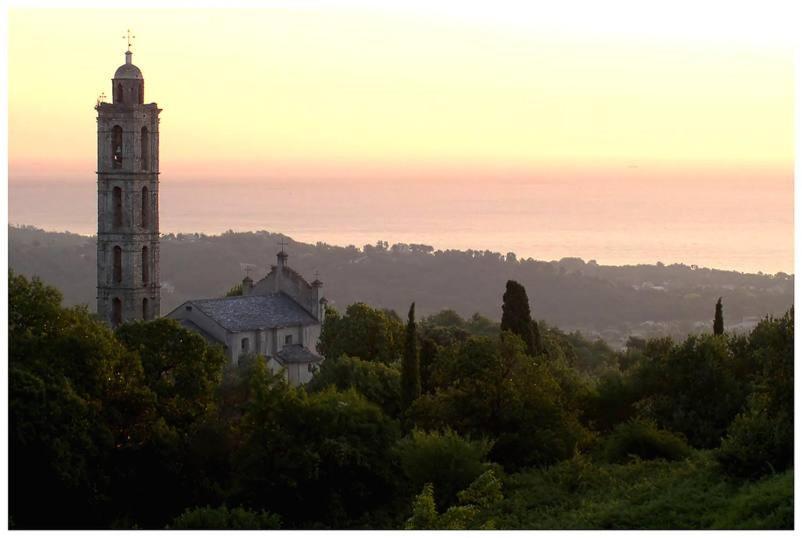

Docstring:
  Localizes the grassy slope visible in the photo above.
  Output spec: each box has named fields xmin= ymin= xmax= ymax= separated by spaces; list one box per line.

xmin=491 ymin=452 xmax=792 ymax=530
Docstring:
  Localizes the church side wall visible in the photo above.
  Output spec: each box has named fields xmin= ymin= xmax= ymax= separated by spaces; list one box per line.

xmin=302 ymin=324 xmax=321 ymax=353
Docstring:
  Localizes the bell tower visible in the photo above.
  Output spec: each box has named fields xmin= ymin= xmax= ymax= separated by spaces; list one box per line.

xmin=96 ymin=37 xmax=161 ymax=327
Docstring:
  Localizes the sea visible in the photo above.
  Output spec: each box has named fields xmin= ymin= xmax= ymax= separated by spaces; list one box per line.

xmin=8 ymin=174 xmax=794 ymax=275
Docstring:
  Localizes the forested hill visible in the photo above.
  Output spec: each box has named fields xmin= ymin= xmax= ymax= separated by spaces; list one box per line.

xmin=9 ymin=225 xmax=793 ymax=346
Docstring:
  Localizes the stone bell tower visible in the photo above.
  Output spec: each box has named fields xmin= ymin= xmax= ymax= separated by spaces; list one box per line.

xmin=96 ymin=37 xmax=161 ymax=326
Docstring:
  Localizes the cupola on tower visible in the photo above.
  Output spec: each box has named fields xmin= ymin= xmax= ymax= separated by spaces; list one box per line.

xmin=96 ymin=38 xmax=161 ymax=327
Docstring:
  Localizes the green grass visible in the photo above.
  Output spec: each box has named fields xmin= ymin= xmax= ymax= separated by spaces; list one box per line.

xmin=489 ymin=451 xmax=792 ymax=529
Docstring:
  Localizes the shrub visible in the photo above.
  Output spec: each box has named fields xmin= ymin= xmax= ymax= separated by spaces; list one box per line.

xmin=711 ymin=471 xmax=793 ymax=529
xmin=599 ymin=419 xmax=691 ymax=463
xmin=716 ymin=397 xmax=793 ymax=479
xmin=395 ymin=429 xmax=492 ymax=509
xmin=171 ymin=505 xmax=280 ymax=529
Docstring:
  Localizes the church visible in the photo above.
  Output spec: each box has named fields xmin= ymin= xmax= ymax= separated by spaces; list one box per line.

xmin=166 ymin=250 xmax=327 ymax=385
xmin=95 ymin=41 xmax=325 ymax=385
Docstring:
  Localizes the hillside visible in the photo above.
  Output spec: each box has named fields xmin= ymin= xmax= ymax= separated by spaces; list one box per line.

xmin=8 ymin=225 xmax=793 ymax=347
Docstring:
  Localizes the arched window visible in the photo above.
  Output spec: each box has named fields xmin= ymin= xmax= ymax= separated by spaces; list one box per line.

xmin=142 ymin=298 xmax=149 ymax=320
xmin=113 ymin=245 xmax=122 ymax=283
xmin=116 ymin=83 xmax=124 ymax=104
xmin=112 ymin=125 xmax=123 ymax=168
xmin=142 ymin=246 xmax=149 ymax=285
xmin=112 ymin=297 xmax=122 ymax=326
xmin=140 ymin=127 xmax=149 ymax=171
xmin=113 ymin=186 xmax=123 ymax=228
xmin=141 ymin=186 xmax=149 ymax=228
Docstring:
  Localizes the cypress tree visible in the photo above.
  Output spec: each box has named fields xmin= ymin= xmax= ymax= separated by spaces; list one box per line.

xmin=714 ymin=297 xmax=724 ymax=335
xmin=401 ymin=302 xmax=421 ymax=411
xmin=501 ymin=280 xmax=537 ymax=356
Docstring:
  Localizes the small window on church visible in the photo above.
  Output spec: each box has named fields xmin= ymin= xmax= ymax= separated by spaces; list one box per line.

xmin=113 ymin=187 xmax=123 ymax=228
xmin=116 ymin=83 xmax=124 ymax=104
xmin=139 ymin=81 xmax=144 ymax=104
xmin=112 ymin=125 xmax=123 ymax=168
xmin=113 ymin=246 xmax=122 ymax=283
xmin=141 ymin=127 xmax=149 ymax=171
xmin=142 ymin=298 xmax=149 ymax=320
xmin=142 ymin=246 xmax=149 ymax=285
xmin=112 ymin=297 xmax=122 ymax=326
xmin=141 ymin=186 xmax=149 ymax=228
xmin=241 ymin=338 xmax=250 ymax=352
xmin=284 ymin=334 xmax=293 ymax=346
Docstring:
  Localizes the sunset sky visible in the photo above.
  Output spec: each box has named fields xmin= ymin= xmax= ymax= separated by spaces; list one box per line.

xmin=8 ymin=2 xmax=794 ymax=181
xmin=6 ymin=2 xmax=796 ymax=272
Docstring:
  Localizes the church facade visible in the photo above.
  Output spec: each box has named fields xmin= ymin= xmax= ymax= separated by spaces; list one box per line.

xmin=96 ymin=45 xmax=161 ymax=326
xmin=167 ymin=250 xmax=326 ymax=385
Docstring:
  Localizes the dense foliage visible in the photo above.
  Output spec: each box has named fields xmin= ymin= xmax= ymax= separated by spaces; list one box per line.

xmin=8 ymin=272 xmax=793 ymax=529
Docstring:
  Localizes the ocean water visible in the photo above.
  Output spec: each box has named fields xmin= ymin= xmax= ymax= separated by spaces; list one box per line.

xmin=8 ymin=174 xmax=793 ymax=274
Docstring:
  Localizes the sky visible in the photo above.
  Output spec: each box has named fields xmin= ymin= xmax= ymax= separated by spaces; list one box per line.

xmin=5 ymin=2 xmax=796 ymax=272
xmin=8 ymin=2 xmax=794 ymax=181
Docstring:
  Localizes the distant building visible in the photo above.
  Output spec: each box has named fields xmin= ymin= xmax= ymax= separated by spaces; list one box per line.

xmin=96 ymin=44 xmax=161 ymax=326
xmin=167 ymin=250 xmax=326 ymax=385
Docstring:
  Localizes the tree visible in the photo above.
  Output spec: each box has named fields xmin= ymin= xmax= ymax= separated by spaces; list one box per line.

xmin=500 ymin=280 xmax=539 ymax=356
xmin=306 ymin=355 xmax=401 ymax=417
xmin=318 ymin=303 xmax=405 ymax=364
xmin=714 ymin=297 xmax=724 ymax=335
xmin=395 ymin=429 xmax=491 ymax=510
xmin=405 ymin=470 xmax=503 ymax=530
xmin=225 ymin=282 xmax=243 ymax=297
xmin=115 ymin=318 xmax=227 ymax=429
xmin=401 ymin=303 xmax=422 ymax=411
xmin=410 ymin=333 xmax=593 ymax=469
xmin=9 ymin=272 xmax=156 ymax=528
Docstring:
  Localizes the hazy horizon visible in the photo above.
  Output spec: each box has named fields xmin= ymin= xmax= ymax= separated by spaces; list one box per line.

xmin=9 ymin=169 xmax=793 ymax=274
xmin=7 ymin=4 xmax=794 ymax=275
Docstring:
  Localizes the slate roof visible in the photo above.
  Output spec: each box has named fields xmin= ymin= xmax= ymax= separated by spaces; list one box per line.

xmin=178 ymin=319 xmax=223 ymax=346
xmin=276 ymin=344 xmax=322 ymax=364
xmin=190 ymin=292 xmax=318 ymax=333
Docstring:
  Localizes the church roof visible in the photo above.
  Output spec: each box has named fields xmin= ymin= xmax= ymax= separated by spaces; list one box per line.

xmin=178 ymin=318 xmax=221 ymax=346
xmin=275 ymin=345 xmax=322 ymax=364
xmin=114 ymin=63 xmax=143 ymax=80
xmin=190 ymin=292 xmax=318 ymax=333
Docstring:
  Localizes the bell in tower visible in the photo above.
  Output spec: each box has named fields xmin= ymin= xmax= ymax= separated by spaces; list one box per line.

xmin=95 ymin=32 xmax=162 ymax=327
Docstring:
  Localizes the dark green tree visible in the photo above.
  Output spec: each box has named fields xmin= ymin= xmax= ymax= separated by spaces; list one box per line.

xmin=307 ymin=355 xmax=402 ymax=417
xmin=500 ymin=280 xmax=540 ymax=356
xmin=317 ymin=303 xmax=405 ymax=363
xmin=714 ymin=297 xmax=724 ymax=335
xmin=401 ymin=302 xmax=422 ymax=411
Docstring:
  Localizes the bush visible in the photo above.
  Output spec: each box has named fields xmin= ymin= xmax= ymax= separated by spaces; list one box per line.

xmin=599 ymin=419 xmax=691 ymax=463
xmin=171 ymin=505 xmax=280 ymax=529
xmin=716 ymin=397 xmax=793 ymax=479
xmin=306 ymin=355 xmax=401 ymax=417
xmin=711 ymin=471 xmax=793 ymax=529
xmin=395 ymin=429 xmax=492 ymax=509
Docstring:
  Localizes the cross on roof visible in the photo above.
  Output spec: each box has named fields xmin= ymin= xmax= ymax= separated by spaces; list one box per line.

xmin=122 ymin=29 xmax=136 ymax=52
xmin=244 ymin=266 xmax=253 ymax=278
xmin=278 ymin=239 xmax=288 ymax=254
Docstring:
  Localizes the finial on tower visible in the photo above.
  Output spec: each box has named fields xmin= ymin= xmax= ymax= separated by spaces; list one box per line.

xmin=122 ymin=29 xmax=135 ymax=64
xmin=123 ymin=29 xmax=136 ymax=52
xmin=277 ymin=239 xmax=289 ymax=264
